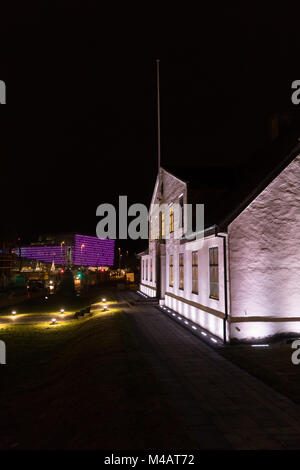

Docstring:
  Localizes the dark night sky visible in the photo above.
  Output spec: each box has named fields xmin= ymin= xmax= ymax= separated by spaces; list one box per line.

xmin=1 ymin=2 xmax=300 ymax=252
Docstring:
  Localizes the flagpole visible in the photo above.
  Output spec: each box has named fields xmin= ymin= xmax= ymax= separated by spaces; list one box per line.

xmin=156 ymin=59 xmax=161 ymax=175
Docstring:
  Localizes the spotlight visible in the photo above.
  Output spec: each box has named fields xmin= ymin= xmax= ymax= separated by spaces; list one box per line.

xmin=60 ymin=309 xmax=65 ymax=314
xmin=102 ymin=298 xmax=106 ymax=302
xmin=11 ymin=310 xmax=16 ymax=315
xmin=51 ymin=318 xmax=57 ymax=325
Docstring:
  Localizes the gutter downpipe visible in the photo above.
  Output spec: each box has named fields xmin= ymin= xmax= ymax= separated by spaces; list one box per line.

xmin=216 ymin=229 xmax=229 ymax=344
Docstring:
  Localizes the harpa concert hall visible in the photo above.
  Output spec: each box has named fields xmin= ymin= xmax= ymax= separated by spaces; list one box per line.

xmin=16 ymin=233 xmax=115 ymax=268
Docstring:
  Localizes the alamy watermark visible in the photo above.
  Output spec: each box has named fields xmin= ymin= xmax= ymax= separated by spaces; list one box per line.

xmin=96 ymin=196 xmax=204 ymax=247
xmin=0 ymin=340 xmax=6 ymax=364
xmin=0 ymin=80 xmax=6 ymax=104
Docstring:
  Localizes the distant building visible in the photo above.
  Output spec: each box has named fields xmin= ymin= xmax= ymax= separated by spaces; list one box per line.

xmin=0 ymin=242 xmax=16 ymax=290
xmin=17 ymin=233 xmax=115 ymax=268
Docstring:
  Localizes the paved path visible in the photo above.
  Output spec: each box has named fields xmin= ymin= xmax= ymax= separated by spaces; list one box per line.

xmin=117 ymin=290 xmax=300 ymax=450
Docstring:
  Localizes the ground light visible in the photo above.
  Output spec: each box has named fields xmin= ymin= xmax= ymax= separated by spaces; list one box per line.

xmin=160 ymin=304 xmax=220 ymax=345
xmin=45 ymin=296 xmax=48 ymax=300
xmin=11 ymin=310 xmax=16 ymax=315
xmin=102 ymin=298 xmax=106 ymax=302
xmin=51 ymin=318 xmax=57 ymax=325
xmin=103 ymin=305 xmax=108 ymax=311
xmin=60 ymin=308 xmax=65 ymax=315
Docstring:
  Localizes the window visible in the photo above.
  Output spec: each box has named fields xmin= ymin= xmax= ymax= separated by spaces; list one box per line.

xmin=179 ymin=253 xmax=184 ymax=290
xmin=169 ymin=255 xmax=174 ymax=287
xmin=178 ymin=195 xmax=184 ymax=229
xmin=146 ymin=259 xmax=148 ymax=281
xmin=209 ymin=247 xmax=219 ymax=299
xmin=170 ymin=206 xmax=174 ymax=233
xmin=150 ymin=259 xmax=152 ymax=282
xmin=192 ymin=251 xmax=198 ymax=294
xmin=160 ymin=212 xmax=165 ymax=239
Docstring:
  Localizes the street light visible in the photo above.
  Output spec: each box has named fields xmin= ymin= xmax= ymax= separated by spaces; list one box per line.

xmin=81 ymin=244 xmax=85 ymax=265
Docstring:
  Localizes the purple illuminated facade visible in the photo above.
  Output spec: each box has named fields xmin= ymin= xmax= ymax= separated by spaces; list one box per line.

xmin=19 ymin=234 xmax=115 ymax=267
xmin=72 ymin=234 xmax=114 ymax=266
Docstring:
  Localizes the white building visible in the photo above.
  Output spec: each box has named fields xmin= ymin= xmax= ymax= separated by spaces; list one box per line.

xmin=139 ymin=140 xmax=300 ymax=343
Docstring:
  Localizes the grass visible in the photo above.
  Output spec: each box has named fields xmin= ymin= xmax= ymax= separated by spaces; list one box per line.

xmin=0 ymin=286 xmax=118 ymax=317
xmin=0 ymin=300 xmax=195 ymax=449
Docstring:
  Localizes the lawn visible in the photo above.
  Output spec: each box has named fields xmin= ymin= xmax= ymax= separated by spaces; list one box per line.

xmin=0 ymin=286 xmax=117 ymax=317
xmin=0 ymin=300 xmax=195 ymax=449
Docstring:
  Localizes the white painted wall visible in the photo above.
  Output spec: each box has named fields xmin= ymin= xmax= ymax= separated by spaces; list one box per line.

xmin=228 ymin=154 xmax=300 ymax=341
xmin=140 ymin=168 xmax=187 ymax=298
xmin=140 ymin=168 xmax=229 ymax=340
xmin=165 ymin=235 xmax=226 ymax=340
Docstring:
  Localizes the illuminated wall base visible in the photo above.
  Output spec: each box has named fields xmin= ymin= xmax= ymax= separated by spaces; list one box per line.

xmin=165 ymin=293 xmax=224 ymax=340
xmin=229 ymin=319 xmax=300 ymax=342
xmin=140 ymin=284 xmax=157 ymax=298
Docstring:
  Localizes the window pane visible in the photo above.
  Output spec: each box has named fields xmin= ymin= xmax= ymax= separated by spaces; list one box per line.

xmin=209 ymin=247 xmax=219 ymax=299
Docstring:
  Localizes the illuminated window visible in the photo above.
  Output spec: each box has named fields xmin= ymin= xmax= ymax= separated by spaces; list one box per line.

xmin=179 ymin=253 xmax=184 ymax=290
xmin=161 ymin=212 xmax=165 ymax=239
xmin=169 ymin=254 xmax=174 ymax=287
xmin=209 ymin=247 xmax=219 ymax=300
xmin=192 ymin=251 xmax=198 ymax=294
xmin=170 ymin=206 xmax=174 ymax=233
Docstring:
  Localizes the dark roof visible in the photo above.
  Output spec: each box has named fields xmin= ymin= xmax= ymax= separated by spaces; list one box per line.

xmin=163 ymin=119 xmax=300 ymax=230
